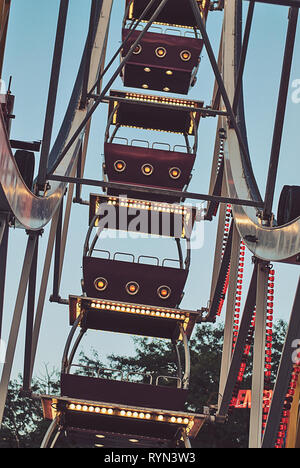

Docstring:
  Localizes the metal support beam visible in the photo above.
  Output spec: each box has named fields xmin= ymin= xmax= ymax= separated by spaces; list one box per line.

xmin=22 ymin=232 xmax=40 ymax=393
xmin=0 ymin=0 xmax=11 ymax=78
xmin=0 ymin=231 xmax=38 ymax=426
xmin=29 ymin=209 xmax=61 ymax=383
xmin=263 ymin=7 xmax=299 ymax=221
xmin=87 ymin=0 xmax=165 ymax=96
xmin=80 ymin=0 xmax=99 ymax=109
xmin=249 ymin=260 xmax=269 ymax=448
xmin=232 ymin=1 xmax=255 ymax=116
xmin=50 ymin=199 xmax=63 ymax=302
xmin=205 ymin=223 xmax=233 ymax=322
xmin=36 ymin=0 xmax=69 ymax=190
xmin=218 ymin=263 xmax=258 ymax=416
xmin=48 ymin=174 xmax=264 ymax=208
xmin=189 ymin=0 xmax=252 ymax=168
xmin=262 ymin=276 xmax=300 ymax=448
xmin=218 ymin=223 xmax=241 ymax=408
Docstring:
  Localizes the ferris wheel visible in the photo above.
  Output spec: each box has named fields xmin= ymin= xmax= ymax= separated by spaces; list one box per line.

xmin=0 ymin=0 xmax=299 ymax=449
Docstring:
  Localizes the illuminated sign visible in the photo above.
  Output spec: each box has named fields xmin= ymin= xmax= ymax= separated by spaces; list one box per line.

xmin=233 ymin=390 xmax=273 ymax=409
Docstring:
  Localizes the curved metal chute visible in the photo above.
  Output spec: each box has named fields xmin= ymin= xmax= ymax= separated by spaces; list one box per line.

xmin=223 ymin=0 xmax=300 ymax=264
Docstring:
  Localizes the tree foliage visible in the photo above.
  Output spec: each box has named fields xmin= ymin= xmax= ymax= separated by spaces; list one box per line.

xmin=0 ymin=320 xmax=287 ymax=448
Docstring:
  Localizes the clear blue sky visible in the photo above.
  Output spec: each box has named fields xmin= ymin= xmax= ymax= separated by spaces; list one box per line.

xmin=1 ymin=1 xmax=300 ymax=381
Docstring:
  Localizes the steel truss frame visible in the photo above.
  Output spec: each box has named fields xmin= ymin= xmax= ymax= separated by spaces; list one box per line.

xmin=0 ymin=0 xmax=299 ymax=450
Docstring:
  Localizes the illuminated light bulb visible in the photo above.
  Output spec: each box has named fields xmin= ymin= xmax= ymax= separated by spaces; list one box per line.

xmin=183 ymin=418 xmax=189 ymax=424
xmin=170 ymin=416 xmax=176 ymax=423
xmin=101 ymin=408 xmax=107 ymax=414
xmin=158 ymin=286 xmax=171 ymax=299
xmin=89 ymin=406 xmax=95 ymax=412
xmin=141 ymin=164 xmax=154 ymax=176
xmin=158 ymin=415 xmax=164 ymax=421
xmin=133 ymin=412 xmax=139 ymax=418
xmin=163 ymin=87 xmax=170 ymax=92
xmin=155 ymin=46 xmax=167 ymax=58
xmin=177 ymin=417 xmax=183 ymax=424
xmin=180 ymin=50 xmax=192 ymax=62
xmin=95 ymin=407 xmax=100 ymax=413
xmin=133 ymin=44 xmax=142 ymax=55
xmin=69 ymin=404 xmax=76 ymax=410
xmin=126 ymin=281 xmax=140 ymax=296
xmin=94 ymin=277 xmax=108 ymax=292
xmin=107 ymin=409 xmax=113 ymax=415
xmin=127 ymin=411 xmax=132 ymax=417
xmin=82 ymin=406 xmax=88 ymax=412
xmin=142 ymin=84 xmax=149 ymax=89
xmin=120 ymin=410 xmax=126 ymax=416
xmin=91 ymin=303 xmax=95 ymax=308
xmin=169 ymin=167 xmax=181 ymax=179
xmin=96 ymin=434 xmax=105 ymax=438
xmin=76 ymin=405 xmax=82 ymax=411
xmin=145 ymin=414 xmax=151 ymax=420
xmin=166 ymin=70 xmax=173 ymax=75
xmin=114 ymin=160 xmax=126 ymax=173
xmin=139 ymin=413 xmax=145 ymax=419
xmin=144 ymin=67 xmax=151 ymax=72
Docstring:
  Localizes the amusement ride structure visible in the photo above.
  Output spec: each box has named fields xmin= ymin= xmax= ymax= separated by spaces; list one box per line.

xmin=0 ymin=0 xmax=300 ymax=449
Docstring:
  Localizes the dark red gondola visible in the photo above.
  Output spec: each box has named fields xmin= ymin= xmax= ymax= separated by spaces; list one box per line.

xmin=103 ymin=90 xmax=203 ymax=203
xmin=121 ymin=1 xmax=210 ymax=94
xmin=121 ymin=29 xmax=204 ymax=95
xmin=82 ymin=255 xmax=188 ymax=308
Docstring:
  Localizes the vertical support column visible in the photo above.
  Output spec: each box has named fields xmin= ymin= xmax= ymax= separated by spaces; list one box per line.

xmin=29 ymin=209 xmax=60 ymax=383
xmin=0 ymin=231 xmax=38 ymax=425
xmin=22 ymin=232 xmax=41 ymax=393
xmin=0 ymin=0 xmax=11 ymax=78
xmin=263 ymin=7 xmax=299 ymax=222
xmin=218 ymin=222 xmax=240 ymax=408
xmin=249 ymin=260 xmax=269 ymax=448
